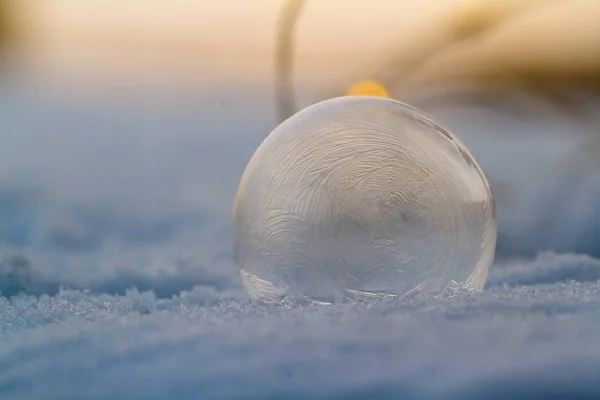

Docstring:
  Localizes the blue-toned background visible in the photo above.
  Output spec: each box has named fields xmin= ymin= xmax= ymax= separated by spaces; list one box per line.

xmin=1 ymin=69 xmax=600 ymax=400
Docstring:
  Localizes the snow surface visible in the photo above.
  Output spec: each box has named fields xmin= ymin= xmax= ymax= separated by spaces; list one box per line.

xmin=1 ymin=80 xmax=600 ymax=399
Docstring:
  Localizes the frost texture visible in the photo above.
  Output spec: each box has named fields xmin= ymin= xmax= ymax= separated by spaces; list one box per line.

xmin=234 ymin=97 xmax=496 ymax=303
xmin=2 ymin=258 xmax=600 ymax=400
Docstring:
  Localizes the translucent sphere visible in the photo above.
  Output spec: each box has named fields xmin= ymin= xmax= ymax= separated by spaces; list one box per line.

xmin=233 ymin=96 xmax=496 ymax=304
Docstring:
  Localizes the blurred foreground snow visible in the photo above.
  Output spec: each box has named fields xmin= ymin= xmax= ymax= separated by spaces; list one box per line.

xmin=2 ymin=254 xmax=600 ymax=399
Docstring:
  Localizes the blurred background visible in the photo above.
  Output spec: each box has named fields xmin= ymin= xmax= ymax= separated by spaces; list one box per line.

xmin=0 ymin=0 xmax=599 ymax=297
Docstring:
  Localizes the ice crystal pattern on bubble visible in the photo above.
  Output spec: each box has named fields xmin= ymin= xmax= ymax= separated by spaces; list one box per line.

xmin=234 ymin=96 xmax=496 ymax=304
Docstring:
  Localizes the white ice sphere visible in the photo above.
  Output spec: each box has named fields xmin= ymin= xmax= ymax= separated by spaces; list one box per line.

xmin=233 ymin=96 xmax=496 ymax=304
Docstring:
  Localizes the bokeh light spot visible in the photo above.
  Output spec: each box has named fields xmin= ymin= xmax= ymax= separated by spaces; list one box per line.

xmin=347 ymin=80 xmax=389 ymax=98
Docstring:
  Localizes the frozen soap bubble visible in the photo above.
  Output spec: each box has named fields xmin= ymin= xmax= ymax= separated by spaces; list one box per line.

xmin=233 ymin=96 xmax=496 ymax=304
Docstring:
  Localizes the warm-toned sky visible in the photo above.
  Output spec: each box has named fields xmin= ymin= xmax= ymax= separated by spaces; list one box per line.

xmin=19 ymin=0 xmax=448 ymax=51
xmin=10 ymin=0 xmax=452 ymax=85
xmin=8 ymin=0 xmax=600 ymax=88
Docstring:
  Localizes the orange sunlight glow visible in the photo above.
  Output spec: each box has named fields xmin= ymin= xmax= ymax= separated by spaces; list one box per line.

xmin=346 ymin=80 xmax=390 ymax=98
